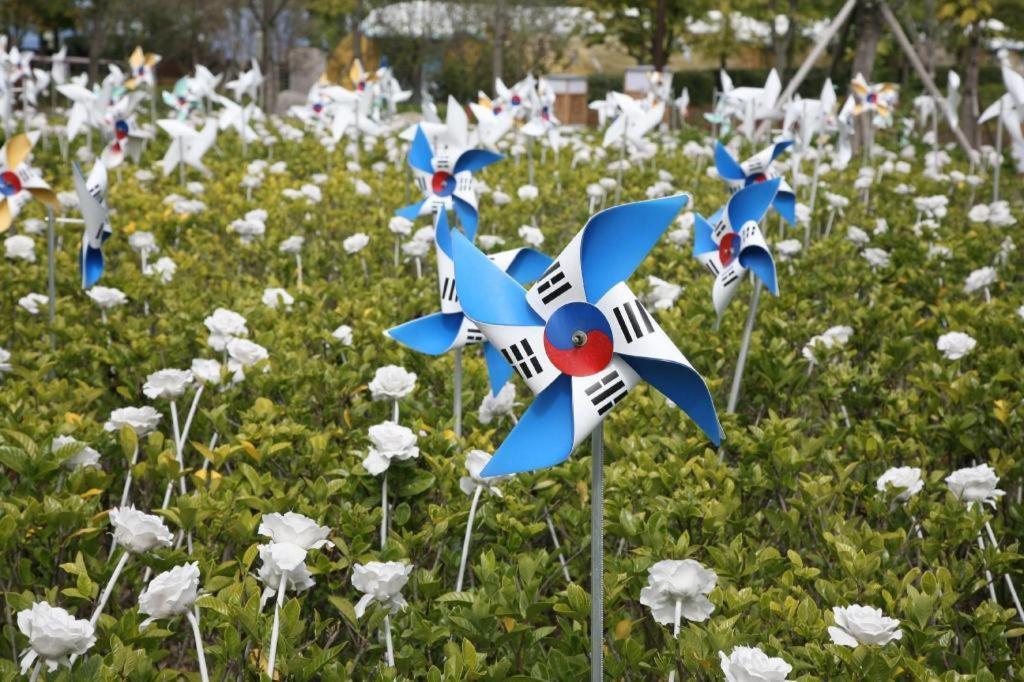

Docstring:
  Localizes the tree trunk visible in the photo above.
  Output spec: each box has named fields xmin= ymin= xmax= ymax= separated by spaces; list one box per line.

xmin=261 ymin=19 xmax=275 ymax=111
xmin=492 ymin=0 xmax=505 ymax=82
xmin=353 ymin=0 xmax=363 ymax=61
xmin=960 ymin=29 xmax=981 ymax=146
xmin=828 ymin=5 xmax=854 ymax=82
xmin=852 ymin=0 xmax=882 ymax=152
xmin=652 ymin=0 xmax=668 ymax=69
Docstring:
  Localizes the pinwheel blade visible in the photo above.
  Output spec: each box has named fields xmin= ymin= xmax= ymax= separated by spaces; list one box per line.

xmin=396 ymin=197 xmax=429 ymax=222
xmin=453 ymin=149 xmax=503 ymax=175
xmin=385 ymin=312 xmax=464 ymax=355
xmin=483 ymin=341 xmax=514 ymax=395
xmin=408 ymin=126 xmax=435 ymax=174
xmin=580 ymin=194 xmax=688 ymax=304
xmin=81 ymin=245 xmax=105 ymax=289
xmin=740 ymin=247 xmax=778 ymax=296
xmin=773 ymin=190 xmax=796 ymax=226
xmin=769 ymin=140 xmax=794 ymax=162
xmin=726 ymin=178 xmax=780 ymax=229
xmin=714 ymin=142 xmax=746 ymax=181
xmin=452 ymin=230 xmax=542 ymax=327
xmin=452 ymin=195 xmax=478 ymax=241
xmin=621 ymin=354 xmax=722 ymax=446
xmin=480 ymin=374 xmax=575 ymax=476
xmin=504 ymin=249 xmax=554 ymax=285
xmin=692 ymin=214 xmax=718 ymax=257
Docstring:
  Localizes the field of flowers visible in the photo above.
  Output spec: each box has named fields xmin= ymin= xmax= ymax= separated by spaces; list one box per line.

xmin=1 ymin=121 xmax=1022 ymax=681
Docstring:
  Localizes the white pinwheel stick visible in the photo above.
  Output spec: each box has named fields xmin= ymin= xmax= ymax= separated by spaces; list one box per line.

xmin=590 ymin=424 xmax=604 ymax=682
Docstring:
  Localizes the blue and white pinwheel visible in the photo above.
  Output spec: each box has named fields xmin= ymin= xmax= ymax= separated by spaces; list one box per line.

xmin=387 ymin=211 xmax=552 ymax=394
xmin=396 ymin=100 xmax=502 ymax=236
xmin=453 ymin=194 xmax=722 ymax=477
xmin=693 ymin=180 xmax=780 ymax=318
xmin=73 ymin=161 xmax=112 ymax=289
xmin=714 ymin=140 xmax=795 ymax=225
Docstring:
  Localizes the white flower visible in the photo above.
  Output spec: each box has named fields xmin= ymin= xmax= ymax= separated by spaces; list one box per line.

xmin=145 ymin=256 xmax=177 ymax=283
xmin=586 ymin=183 xmax=605 ymax=199
xmin=138 ymin=562 xmax=200 ymax=629
xmin=639 ymin=559 xmax=717 ymax=625
xmin=491 ymin=190 xmax=511 ymax=205
xmin=258 ymin=512 xmax=333 ymax=550
xmin=968 ymin=204 xmax=990 ymax=223
xmin=104 ymin=406 xmax=162 ymax=435
xmin=795 ymin=203 xmax=810 ymax=224
xmin=186 ymin=181 xmax=205 ymax=195
xmin=226 ymin=338 xmax=269 ymax=379
xmin=269 ymin=161 xmax=287 ymax=174
xmin=87 ymin=286 xmax=127 ymax=310
xmin=517 ymin=184 xmax=538 ymax=201
xmin=17 ymin=602 xmax=96 ymax=674
xmin=331 ymin=324 xmax=353 ymax=345
xmin=478 ymin=383 xmax=516 ymax=424
xmin=262 ymin=287 xmax=294 ymax=309
xmin=928 ymin=244 xmax=952 ymax=260
xmin=369 ymin=365 xmax=416 ymax=401
xmin=518 ymin=225 xmax=544 ymax=247
xmin=143 ymin=368 xmax=194 ymax=400
xmin=190 ymin=358 xmax=223 ymax=386
xmin=205 ymin=308 xmax=248 ymax=352
xmin=846 ymin=226 xmax=870 ymax=246
xmin=802 ymin=326 xmax=853 ymax=363
xmin=363 ymin=421 xmax=419 ymax=475
xmin=0 ymin=348 xmax=10 ymax=377
xmin=258 ymin=542 xmax=315 ymax=604
xmin=862 ymin=248 xmax=890 ymax=269
xmin=352 ymin=561 xmax=412 ymax=617
xmin=477 ymin=235 xmax=506 ymax=249
xmin=5 ymin=235 xmax=36 ymax=262
xmin=963 ymin=267 xmax=996 ymax=295
xmin=343 ymin=232 xmax=370 ymax=254
xmin=719 ymin=646 xmax=792 ymax=682
xmin=946 ymin=464 xmax=1005 ymax=508
xmin=402 ymin=238 xmax=430 ymax=258
xmin=279 ymin=236 xmax=304 ymax=254
xmin=128 ymin=231 xmax=158 ymax=254
xmin=134 ymin=169 xmax=155 ymax=183
xmin=18 ymin=292 xmax=48 ymax=315
xmin=936 ymin=331 xmax=975 ymax=360
xmin=459 ymin=450 xmax=509 ymax=497
xmin=825 ymin=192 xmax=849 ymax=210
xmin=388 ymin=216 xmax=413 ymax=236
xmin=52 ymin=435 xmax=100 ymax=470
xmin=775 ymin=239 xmax=802 ymax=262
xmin=22 ymin=218 xmax=45 ymax=235
xmin=109 ymin=506 xmax=174 ymax=554
xmin=828 ymin=605 xmax=902 ymax=647
xmin=645 ymin=275 xmax=680 ymax=310
xmin=229 ymin=217 xmax=266 ymax=243
xmin=352 ymin=179 xmax=372 ymax=197
xmin=876 ymin=466 xmax=923 ymax=502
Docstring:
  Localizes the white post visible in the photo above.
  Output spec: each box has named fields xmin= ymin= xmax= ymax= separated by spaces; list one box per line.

xmin=266 ymin=576 xmax=287 ymax=677
xmin=455 ymin=486 xmax=483 ymax=591
xmin=726 ymin=280 xmax=763 ymax=414
xmin=453 ymin=348 xmax=463 ymax=438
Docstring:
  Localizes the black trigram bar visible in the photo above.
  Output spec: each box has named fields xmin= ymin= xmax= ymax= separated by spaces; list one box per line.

xmin=501 ymin=338 xmax=544 ymax=379
xmin=440 ymin=277 xmax=458 ymax=302
xmin=584 ymin=369 xmax=628 ymax=415
xmin=466 ymin=328 xmax=484 ymax=343
xmin=536 ymin=262 xmax=571 ymax=304
xmin=705 ymin=259 xmax=720 ymax=276
xmin=612 ymin=299 xmax=655 ymax=344
xmin=720 ymin=267 xmax=740 ymax=287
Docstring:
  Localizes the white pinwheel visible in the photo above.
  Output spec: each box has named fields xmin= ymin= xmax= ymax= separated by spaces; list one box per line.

xmin=782 ymin=79 xmax=837 ymax=150
xmin=718 ymin=68 xmax=782 ymax=139
xmin=73 ymin=161 xmax=112 ymax=289
xmin=157 ymin=119 xmax=218 ymax=176
xmin=602 ymin=92 xmax=664 ymax=148
xmin=225 ymin=58 xmax=263 ymax=101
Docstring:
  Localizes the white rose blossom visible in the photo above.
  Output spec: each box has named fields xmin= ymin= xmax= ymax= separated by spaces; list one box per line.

xmin=331 ymin=325 xmax=353 ymax=345
xmin=262 ymin=287 xmax=294 ymax=309
xmin=226 ymin=338 xmax=270 ymax=381
xmin=5 ymin=235 xmax=36 ymax=262
xmin=104 ymin=406 xmax=162 ymax=435
xmin=0 ymin=348 xmax=10 ymax=377
xmin=644 ymin=275 xmax=681 ymax=310
xmin=190 ymin=358 xmax=224 ymax=386
xmin=369 ymin=365 xmax=417 ymax=401
xmin=802 ymin=326 xmax=853 ymax=363
xmin=343 ymin=233 xmax=370 ymax=254
xmin=258 ymin=542 xmax=315 ymax=605
xmin=963 ymin=267 xmax=996 ymax=295
xmin=138 ymin=562 xmax=201 ymax=629
xmin=775 ymin=239 xmax=802 ymax=262
xmin=17 ymin=602 xmax=96 ymax=674
xmin=862 ymin=248 xmax=890 ymax=270
xmin=258 ymin=512 xmax=334 ymax=550
xmin=142 ymin=368 xmax=194 ymax=400
xmin=18 ymin=292 xmax=48 ymax=315
xmin=517 ymin=184 xmax=538 ymax=201
xmin=945 ymin=464 xmax=1005 ymax=508
xmin=719 ymin=646 xmax=792 ymax=682
xmin=388 ymin=216 xmax=413 ymax=236
xmin=936 ymin=331 xmax=975 ymax=360
xmin=828 ymin=605 xmax=902 ymax=647
xmin=144 ymin=256 xmax=177 ymax=283
xmin=478 ymin=383 xmax=516 ymax=424
xmin=459 ymin=450 xmax=510 ymax=497
xmin=128 ymin=231 xmax=158 ymax=254
xmin=518 ymin=225 xmax=544 ymax=247
xmin=52 ymin=435 xmax=101 ymax=470
xmin=279 ymin=236 xmax=304 ymax=254
xmin=876 ymin=466 xmax=923 ymax=502
xmin=639 ymin=559 xmax=717 ymax=625
xmin=363 ymin=421 xmax=419 ymax=475
xmin=109 ymin=506 xmax=174 ymax=554
xmin=352 ymin=561 xmax=413 ymax=618
xmin=204 ymin=308 xmax=248 ymax=352
xmin=87 ymin=286 xmax=127 ymax=310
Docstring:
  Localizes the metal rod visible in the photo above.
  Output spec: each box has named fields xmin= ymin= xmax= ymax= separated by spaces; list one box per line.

xmin=453 ymin=348 xmax=463 ymax=438
xmin=46 ymin=207 xmax=56 ymax=350
xmin=993 ymin=97 xmax=1004 ymax=203
xmin=590 ymin=424 xmax=604 ymax=682
xmin=726 ymin=280 xmax=763 ymax=414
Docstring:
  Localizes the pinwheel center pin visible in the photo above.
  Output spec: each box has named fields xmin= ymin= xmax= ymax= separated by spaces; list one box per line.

xmin=313 ymin=103 xmax=323 ymax=113
xmin=746 ymin=173 xmax=768 ymax=186
xmin=115 ymin=120 xmax=129 ymax=140
xmin=867 ymin=93 xmax=877 ymax=104
xmin=511 ymin=95 xmax=522 ymax=106
xmin=431 ymin=171 xmax=457 ymax=197
xmin=0 ymin=171 xmax=22 ymax=197
xmin=543 ymin=302 xmax=614 ymax=377
xmin=718 ymin=232 xmax=739 ymax=266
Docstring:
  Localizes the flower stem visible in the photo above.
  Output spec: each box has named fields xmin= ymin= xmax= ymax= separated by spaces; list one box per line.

xmin=456 ymin=486 xmax=483 ymax=592
xmin=28 ymin=661 xmax=40 ymax=682
xmin=976 ymin=534 xmax=1000 ymax=604
xmin=90 ymin=550 xmax=130 ymax=627
xmin=544 ymin=506 xmax=571 ymax=582
xmin=170 ymin=400 xmax=187 ymax=495
xmin=186 ymin=609 xmax=210 ymax=682
xmin=267 ymin=575 xmax=287 ymax=677
xmin=667 ymin=598 xmax=682 ymax=682
xmin=983 ymin=521 xmax=1024 ymax=622
xmin=381 ymin=472 xmax=388 ymax=549
xmin=118 ymin=442 xmax=140 ymax=509
xmin=383 ymin=614 xmax=395 ymax=667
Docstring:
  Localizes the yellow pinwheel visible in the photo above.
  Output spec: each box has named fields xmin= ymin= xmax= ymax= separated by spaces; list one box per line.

xmin=127 ymin=46 xmax=161 ymax=90
xmin=851 ymin=73 xmax=898 ymax=123
xmin=0 ymin=132 xmax=57 ymax=231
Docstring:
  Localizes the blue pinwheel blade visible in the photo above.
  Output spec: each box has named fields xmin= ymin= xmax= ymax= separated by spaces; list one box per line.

xmin=385 ymin=312 xmax=463 ymax=355
xmin=452 ymin=194 xmax=478 ymax=241
xmin=770 ymin=140 xmax=794 ymax=162
xmin=483 ymin=341 xmax=514 ymax=395
xmin=434 ymin=209 xmax=453 ymax=258
xmin=408 ymin=126 xmax=435 ymax=174
xmin=773 ymin=190 xmax=796 ymax=226
xmin=453 ymin=149 xmax=503 ymax=175
xmin=505 ymin=248 xmax=554 ymax=285
xmin=739 ymin=246 xmax=779 ymax=296
xmin=714 ymin=141 xmax=746 ymax=181
xmin=621 ymin=354 xmax=723 ymax=446
xmin=395 ymin=198 xmax=429 ymax=222
xmin=480 ymin=374 xmax=575 ymax=476
xmin=581 ymin=194 xmax=688 ymax=304
xmin=726 ymin=178 xmax=780 ymax=230
xmin=81 ymin=244 xmax=105 ymax=289
xmin=692 ymin=214 xmax=717 ymax=257
xmin=452 ymin=230 xmax=543 ymax=327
